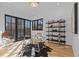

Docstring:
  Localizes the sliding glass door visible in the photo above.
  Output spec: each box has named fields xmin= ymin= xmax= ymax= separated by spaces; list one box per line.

xmin=5 ymin=15 xmax=31 ymax=42
xmin=25 ymin=20 xmax=31 ymax=39
xmin=17 ymin=19 xmax=24 ymax=41
xmin=5 ymin=16 xmax=16 ymax=39
xmin=11 ymin=17 xmax=16 ymax=39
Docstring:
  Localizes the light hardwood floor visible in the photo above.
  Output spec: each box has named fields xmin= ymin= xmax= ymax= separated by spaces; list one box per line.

xmin=0 ymin=40 xmax=74 ymax=57
xmin=45 ymin=41 xmax=74 ymax=57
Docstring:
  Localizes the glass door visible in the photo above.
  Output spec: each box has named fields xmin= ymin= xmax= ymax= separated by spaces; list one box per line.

xmin=5 ymin=16 xmax=16 ymax=39
xmin=17 ymin=18 xmax=24 ymax=41
xmin=25 ymin=20 xmax=31 ymax=39
xmin=5 ymin=15 xmax=31 ymax=42
xmin=11 ymin=17 xmax=16 ymax=39
xmin=5 ymin=16 xmax=12 ymax=35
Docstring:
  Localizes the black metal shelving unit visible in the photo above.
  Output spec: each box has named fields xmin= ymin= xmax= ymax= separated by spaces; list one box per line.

xmin=46 ymin=19 xmax=66 ymax=44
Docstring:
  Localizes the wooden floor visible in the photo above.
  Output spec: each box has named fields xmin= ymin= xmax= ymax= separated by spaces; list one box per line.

xmin=44 ymin=41 xmax=74 ymax=57
xmin=0 ymin=40 xmax=74 ymax=57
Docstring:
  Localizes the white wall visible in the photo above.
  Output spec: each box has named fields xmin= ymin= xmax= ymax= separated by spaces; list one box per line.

xmin=30 ymin=2 xmax=74 ymax=45
xmin=0 ymin=2 xmax=74 ymax=45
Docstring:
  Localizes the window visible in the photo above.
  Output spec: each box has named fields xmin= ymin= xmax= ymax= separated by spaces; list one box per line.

xmin=5 ymin=15 xmax=16 ymax=39
xmin=32 ymin=18 xmax=43 ymax=30
xmin=5 ymin=15 xmax=31 ymax=42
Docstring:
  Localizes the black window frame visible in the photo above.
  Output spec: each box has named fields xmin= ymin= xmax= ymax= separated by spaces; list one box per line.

xmin=5 ymin=14 xmax=31 ymax=42
xmin=32 ymin=18 xmax=43 ymax=30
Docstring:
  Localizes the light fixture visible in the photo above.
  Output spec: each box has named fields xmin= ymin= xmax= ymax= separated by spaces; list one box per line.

xmin=29 ymin=2 xmax=39 ymax=7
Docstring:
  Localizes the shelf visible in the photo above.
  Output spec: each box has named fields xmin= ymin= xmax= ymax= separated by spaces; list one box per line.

xmin=46 ymin=19 xmax=66 ymax=44
xmin=47 ymin=35 xmax=58 ymax=37
xmin=46 ymin=30 xmax=65 ymax=33
xmin=46 ymin=35 xmax=65 ymax=38
xmin=47 ymin=39 xmax=59 ymax=42
xmin=47 ymin=38 xmax=66 ymax=43
xmin=51 ymin=39 xmax=59 ymax=42
xmin=46 ymin=26 xmax=65 ymax=28
xmin=59 ymin=40 xmax=66 ymax=43
xmin=46 ymin=21 xmax=65 ymax=24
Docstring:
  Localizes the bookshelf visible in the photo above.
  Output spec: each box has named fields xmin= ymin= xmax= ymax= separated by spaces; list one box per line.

xmin=46 ymin=19 xmax=66 ymax=44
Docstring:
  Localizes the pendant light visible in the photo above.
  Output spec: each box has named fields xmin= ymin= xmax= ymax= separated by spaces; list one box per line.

xmin=29 ymin=2 xmax=39 ymax=7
